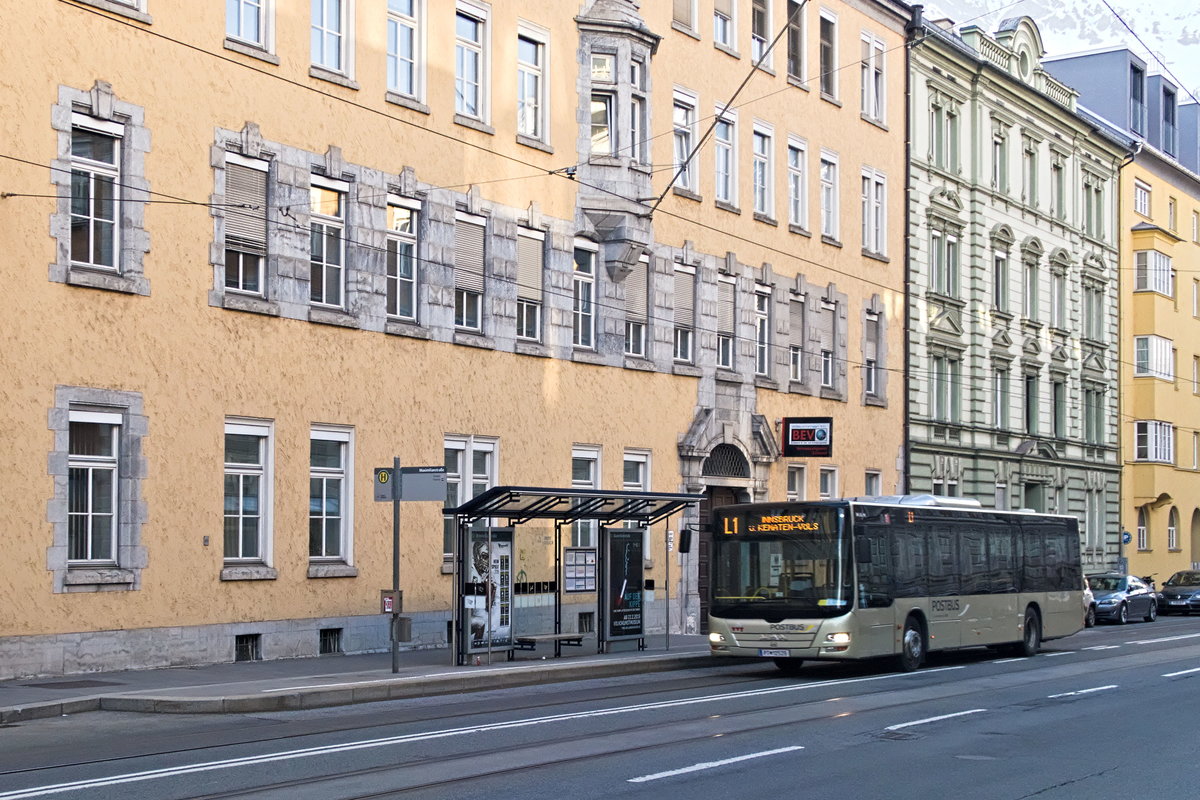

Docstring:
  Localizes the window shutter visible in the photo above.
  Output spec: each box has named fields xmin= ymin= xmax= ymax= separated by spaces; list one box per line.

xmin=674 ymin=269 xmax=694 ymax=327
xmin=516 ymin=232 xmax=543 ymax=301
xmin=790 ymin=298 xmax=805 ymax=346
xmin=626 ymin=257 xmax=648 ymax=322
xmin=718 ymin=279 xmax=735 ymax=334
xmin=673 ymin=0 xmax=692 ymax=25
xmin=225 ymin=164 xmax=268 ymax=253
xmin=455 ymin=220 xmax=485 ymax=293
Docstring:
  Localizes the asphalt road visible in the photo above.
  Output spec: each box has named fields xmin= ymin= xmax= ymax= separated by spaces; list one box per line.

xmin=3 ymin=616 xmax=1199 ymax=800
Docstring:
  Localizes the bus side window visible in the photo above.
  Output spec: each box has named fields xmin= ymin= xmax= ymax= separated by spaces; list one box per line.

xmin=928 ymin=524 xmax=960 ymax=597
xmin=892 ymin=527 xmax=928 ymax=598
xmin=1023 ymin=524 xmax=1047 ymax=592
xmin=857 ymin=524 xmax=893 ymax=608
xmin=989 ymin=524 xmax=1017 ymax=593
xmin=960 ymin=527 xmax=987 ymax=595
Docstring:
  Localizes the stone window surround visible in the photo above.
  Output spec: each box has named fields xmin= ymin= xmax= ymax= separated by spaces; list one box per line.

xmin=47 ymin=386 xmax=149 ymax=594
xmin=50 ymin=82 xmax=151 ymax=296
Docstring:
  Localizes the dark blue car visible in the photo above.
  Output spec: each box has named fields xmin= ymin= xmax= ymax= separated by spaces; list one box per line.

xmin=1159 ymin=571 xmax=1200 ymax=615
xmin=1086 ymin=573 xmax=1158 ymax=624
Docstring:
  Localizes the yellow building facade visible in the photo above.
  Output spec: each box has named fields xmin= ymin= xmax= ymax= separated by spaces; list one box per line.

xmin=0 ymin=0 xmax=907 ymax=677
xmin=1121 ymin=150 xmax=1200 ymax=580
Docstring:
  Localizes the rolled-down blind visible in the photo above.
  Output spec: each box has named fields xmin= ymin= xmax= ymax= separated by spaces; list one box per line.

xmin=718 ymin=279 xmax=735 ymax=334
xmin=714 ymin=0 xmax=733 ymax=16
xmin=625 ymin=257 xmax=648 ymax=322
xmin=225 ymin=164 xmax=267 ymax=252
xmin=674 ymin=269 xmax=695 ymax=327
xmin=673 ymin=0 xmax=692 ymax=24
xmin=864 ymin=315 xmax=879 ymax=360
xmin=790 ymin=298 xmax=805 ymax=346
xmin=455 ymin=219 xmax=485 ymax=293
xmin=516 ymin=233 xmax=543 ymax=300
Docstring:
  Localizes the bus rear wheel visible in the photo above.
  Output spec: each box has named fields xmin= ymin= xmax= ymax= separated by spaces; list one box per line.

xmin=897 ymin=616 xmax=925 ymax=672
xmin=1014 ymin=607 xmax=1041 ymax=657
xmin=773 ymin=658 xmax=804 ymax=675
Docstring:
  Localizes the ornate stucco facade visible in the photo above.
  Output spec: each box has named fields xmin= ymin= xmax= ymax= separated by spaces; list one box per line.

xmin=0 ymin=0 xmax=907 ymax=677
xmin=906 ymin=15 xmax=1131 ymax=571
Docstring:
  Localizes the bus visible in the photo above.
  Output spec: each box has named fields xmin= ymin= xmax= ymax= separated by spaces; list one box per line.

xmin=707 ymin=495 xmax=1084 ymax=673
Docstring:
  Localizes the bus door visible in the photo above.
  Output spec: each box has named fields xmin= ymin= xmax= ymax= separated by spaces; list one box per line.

xmin=855 ymin=523 xmax=896 ymax=657
xmin=927 ymin=525 xmax=962 ymax=649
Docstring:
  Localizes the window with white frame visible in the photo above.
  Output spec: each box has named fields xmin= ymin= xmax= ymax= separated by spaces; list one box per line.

xmin=713 ymin=0 xmax=734 ymax=47
xmin=516 ymin=29 xmax=547 ymax=141
xmin=751 ymin=0 xmax=770 ymax=63
xmin=860 ymin=168 xmax=885 ymax=255
xmin=1083 ymin=282 xmax=1104 ymax=341
xmin=68 ymin=412 xmax=120 ymax=562
xmin=1194 ymin=431 xmax=1199 ymax=469
xmin=224 ymin=420 xmax=271 ymax=563
xmin=443 ymin=436 xmax=496 ymax=555
xmin=589 ymin=90 xmax=614 ymax=156
xmin=789 ymin=296 xmax=805 ymax=381
xmin=516 ymin=228 xmax=543 ymax=341
xmin=1083 ymin=386 xmax=1104 ymax=444
xmin=309 ymin=427 xmax=352 ymax=560
xmin=1193 ymin=211 xmax=1199 ymax=244
xmin=1050 ymin=159 xmax=1066 ymax=219
xmin=818 ymin=466 xmax=838 ymax=499
xmin=571 ymin=447 xmax=600 ymax=547
xmin=1050 ymin=269 xmax=1067 ymax=328
xmin=1168 ymin=506 xmax=1179 ymax=549
xmin=787 ymin=137 xmax=808 ymax=228
xmin=754 ymin=286 xmax=771 ymax=375
xmin=786 ymin=465 xmax=806 ymax=501
xmin=1135 ymin=249 xmax=1173 ymax=296
xmin=629 ymin=59 xmax=647 ymax=163
xmin=992 ymin=131 xmax=1008 ymax=194
xmin=1137 ymin=507 xmax=1148 ymax=550
xmin=624 ymin=254 xmax=649 ymax=356
xmin=930 ymin=353 xmax=960 ymax=422
xmin=224 ymin=156 xmax=268 ymax=296
xmin=1022 ymin=137 xmax=1038 ymax=206
xmin=992 ymin=252 xmax=1009 ymax=312
xmin=455 ymin=3 xmax=488 ymax=120
xmin=859 ymin=32 xmax=885 ymax=121
xmin=1134 ymin=420 xmax=1174 ymax=463
xmin=992 ymin=366 xmax=1009 ymax=429
xmin=1133 ymin=335 xmax=1174 ymax=380
xmin=672 ymin=91 xmax=698 ymax=191
xmin=454 ymin=213 xmax=486 ymax=330
xmin=1134 ymin=180 xmax=1151 ymax=217
xmin=929 ymin=228 xmax=960 ymax=297
xmin=752 ymin=125 xmax=773 ymax=216
xmin=821 ymin=348 xmax=835 ymax=387
xmin=864 ymin=358 xmax=878 ymax=396
xmin=673 ymin=265 xmax=695 ymax=361
xmin=386 ymin=0 xmax=421 ymax=98
xmin=227 ymin=0 xmax=272 ymax=51
xmin=864 ymin=470 xmax=881 ymax=496
xmin=71 ymin=126 xmax=120 ymax=269
xmin=311 ymin=0 xmax=350 ymax=73
xmin=309 ymin=180 xmax=346 ymax=308
xmin=714 ymin=110 xmax=736 ymax=206
xmin=1083 ymin=174 xmax=1105 ymax=239
xmin=572 ymin=244 xmax=596 ymax=348
xmin=786 ymin=0 xmax=805 ymax=82
xmin=1024 ymin=372 xmax=1039 ymax=434
xmin=930 ymin=100 xmax=959 ymax=171
xmin=717 ymin=276 xmax=735 ymax=369
xmin=1194 ymin=355 xmax=1199 ymax=394
xmin=1168 ymin=197 xmax=1178 ymax=231
xmin=819 ymin=151 xmax=838 ymax=239
xmin=672 ymin=0 xmax=695 ymax=29
xmin=386 ymin=198 xmax=419 ymax=320
xmin=818 ymin=10 xmax=837 ymax=98
xmin=1022 ymin=257 xmax=1039 ymax=320
xmin=1052 ymin=378 xmax=1066 ymax=438
xmin=1083 ymin=488 xmax=1103 ymax=550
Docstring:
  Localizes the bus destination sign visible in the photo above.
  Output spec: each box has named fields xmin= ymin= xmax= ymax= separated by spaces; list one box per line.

xmin=782 ymin=416 xmax=832 ymax=457
xmin=721 ymin=511 xmax=825 ymax=535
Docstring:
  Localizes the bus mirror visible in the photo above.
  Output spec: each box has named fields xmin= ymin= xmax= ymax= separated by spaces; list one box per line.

xmin=678 ymin=528 xmax=693 ymax=553
xmin=855 ymin=536 xmax=872 ymax=564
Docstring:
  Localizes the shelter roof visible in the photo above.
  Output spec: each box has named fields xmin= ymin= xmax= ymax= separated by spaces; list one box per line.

xmin=445 ymin=485 xmax=703 ymax=526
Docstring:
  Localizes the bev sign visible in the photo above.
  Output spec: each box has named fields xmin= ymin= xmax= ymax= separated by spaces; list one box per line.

xmin=782 ymin=416 xmax=833 ymax=457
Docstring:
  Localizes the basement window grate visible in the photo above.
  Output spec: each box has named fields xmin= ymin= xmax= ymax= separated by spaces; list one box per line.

xmin=319 ymin=627 xmax=343 ymax=655
xmin=235 ymin=633 xmax=262 ymax=662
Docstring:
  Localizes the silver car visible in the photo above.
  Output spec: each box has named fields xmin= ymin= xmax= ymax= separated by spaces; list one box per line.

xmin=1086 ymin=573 xmax=1158 ymax=624
xmin=1159 ymin=571 xmax=1200 ymax=615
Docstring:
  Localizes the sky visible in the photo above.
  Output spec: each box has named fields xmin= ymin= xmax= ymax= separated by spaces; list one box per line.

xmin=926 ymin=0 xmax=1199 ymax=101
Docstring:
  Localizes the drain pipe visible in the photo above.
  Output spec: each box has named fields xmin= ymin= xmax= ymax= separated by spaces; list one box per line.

xmin=902 ymin=5 xmax=924 ymax=493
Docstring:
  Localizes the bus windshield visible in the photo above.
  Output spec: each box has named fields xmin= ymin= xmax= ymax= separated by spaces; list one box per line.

xmin=710 ymin=507 xmax=852 ymax=620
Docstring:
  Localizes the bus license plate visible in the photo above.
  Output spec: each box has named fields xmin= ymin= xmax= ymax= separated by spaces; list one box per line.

xmin=759 ymin=649 xmax=790 ymax=657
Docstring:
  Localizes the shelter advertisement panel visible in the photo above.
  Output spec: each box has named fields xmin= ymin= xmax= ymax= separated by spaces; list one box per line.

xmin=464 ymin=528 xmax=513 ymax=653
xmin=564 ymin=547 xmax=597 ymax=593
xmin=605 ymin=528 xmax=644 ymax=639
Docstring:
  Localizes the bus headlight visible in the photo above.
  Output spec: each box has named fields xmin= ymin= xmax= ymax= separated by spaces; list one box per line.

xmin=709 ymin=632 xmax=727 ymax=643
xmin=824 ymin=632 xmax=851 ymax=645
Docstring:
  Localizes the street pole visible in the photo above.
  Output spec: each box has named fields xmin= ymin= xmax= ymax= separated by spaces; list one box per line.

xmin=391 ymin=456 xmax=401 ymax=674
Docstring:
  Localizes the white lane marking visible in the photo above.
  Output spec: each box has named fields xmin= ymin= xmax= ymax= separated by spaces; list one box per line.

xmin=1047 ymin=685 xmax=1117 ymax=699
xmin=1041 ymin=651 xmax=1073 ymax=657
xmin=1082 ymin=645 xmax=1120 ymax=651
xmin=0 ymin=667 xmax=964 ymax=799
xmin=627 ymin=746 xmax=804 ymax=783
xmin=1126 ymin=632 xmax=1200 ymax=646
xmin=990 ymin=658 xmax=1025 ymax=664
xmin=1162 ymin=667 xmax=1200 ymax=678
xmin=885 ymin=709 xmax=986 ymax=731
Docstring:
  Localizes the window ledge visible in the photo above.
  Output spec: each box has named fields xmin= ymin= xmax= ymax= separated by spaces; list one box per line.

xmin=224 ymin=37 xmax=279 ymax=65
xmin=755 ymin=63 xmax=776 ymax=77
xmin=672 ymin=186 xmax=703 ymax=203
xmin=75 ymin=0 xmax=151 ymax=24
xmin=515 ymin=340 xmax=550 ymax=358
xmin=754 ymin=375 xmax=779 ymax=390
xmin=385 ymin=91 xmax=430 ymax=114
xmin=385 ymin=319 xmax=428 ymax=339
xmin=788 ymin=224 xmax=812 ymax=238
xmin=671 ymin=21 xmax=701 ymax=40
xmin=453 ymin=330 xmax=494 ymax=349
xmin=64 ymin=567 xmax=135 ymax=587
xmin=821 ymin=235 xmax=843 ymax=248
xmin=221 ymin=565 xmax=278 ymax=581
xmin=864 ymin=394 xmax=887 ymax=407
xmin=222 ymin=292 xmax=280 ymax=316
xmin=714 ymin=42 xmax=741 ymax=59
xmin=860 ymin=113 xmax=888 ymax=132
xmin=672 ymin=363 xmax=702 ymax=378
xmin=516 ymin=134 xmax=554 ymax=154
xmin=66 ymin=266 xmax=150 ymax=296
xmin=309 ymin=307 xmax=359 ymax=328
xmin=992 ymin=309 xmax=1014 ymax=321
xmin=309 ymin=66 xmax=359 ymax=90
xmin=307 ymin=563 xmax=359 ymax=579
xmin=788 ymin=379 xmax=813 ymax=395
xmin=630 ymin=162 xmax=653 ymax=175
xmin=715 ymin=369 xmax=742 ymax=383
xmin=820 ymin=92 xmax=842 ymax=107
xmin=819 ymin=386 xmax=846 ymax=402
xmin=753 ymin=212 xmax=778 ymax=227
xmin=715 ymin=200 xmax=742 ymax=215
xmin=862 ymin=249 xmax=890 ymax=264
xmin=453 ymin=114 xmax=495 ymax=135
xmin=571 ymin=349 xmax=605 ymax=366
xmin=623 ymin=356 xmax=655 ymax=371
xmin=787 ymin=75 xmax=811 ymax=92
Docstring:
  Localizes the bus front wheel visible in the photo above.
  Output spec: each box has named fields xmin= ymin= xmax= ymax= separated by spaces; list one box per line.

xmin=897 ymin=616 xmax=925 ymax=672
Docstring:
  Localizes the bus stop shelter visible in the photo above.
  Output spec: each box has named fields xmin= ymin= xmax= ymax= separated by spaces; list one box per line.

xmin=445 ymin=485 xmax=703 ymax=666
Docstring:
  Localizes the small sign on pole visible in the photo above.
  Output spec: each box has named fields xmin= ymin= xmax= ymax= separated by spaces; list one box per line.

xmin=374 ymin=468 xmax=396 ymax=502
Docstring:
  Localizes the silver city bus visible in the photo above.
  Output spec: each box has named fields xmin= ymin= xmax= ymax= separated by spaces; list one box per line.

xmin=707 ymin=495 xmax=1084 ymax=672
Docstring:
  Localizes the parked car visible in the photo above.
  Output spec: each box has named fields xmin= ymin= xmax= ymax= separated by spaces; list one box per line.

xmin=1086 ymin=573 xmax=1158 ymax=624
xmin=1083 ymin=576 xmax=1096 ymax=628
xmin=1159 ymin=571 xmax=1200 ymax=615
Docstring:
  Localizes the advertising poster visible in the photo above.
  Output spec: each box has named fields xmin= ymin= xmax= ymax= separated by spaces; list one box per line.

xmin=605 ymin=528 xmax=644 ymax=639
xmin=781 ymin=416 xmax=834 ymax=457
xmin=464 ymin=528 xmax=513 ymax=653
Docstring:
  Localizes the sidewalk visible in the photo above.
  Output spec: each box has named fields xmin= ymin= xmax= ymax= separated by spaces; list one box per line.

xmin=0 ymin=634 xmax=727 ymax=723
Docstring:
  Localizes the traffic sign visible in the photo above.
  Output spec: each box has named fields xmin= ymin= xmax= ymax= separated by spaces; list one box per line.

xmin=374 ymin=467 xmax=395 ymax=502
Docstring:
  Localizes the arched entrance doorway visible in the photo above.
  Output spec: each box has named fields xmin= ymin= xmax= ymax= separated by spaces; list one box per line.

xmin=696 ymin=445 xmax=752 ymax=633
